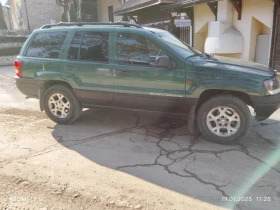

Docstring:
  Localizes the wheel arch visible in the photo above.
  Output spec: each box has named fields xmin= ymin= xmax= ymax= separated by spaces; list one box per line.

xmin=195 ymin=89 xmax=254 ymax=114
xmin=39 ymin=80 xmax=79 ymax=111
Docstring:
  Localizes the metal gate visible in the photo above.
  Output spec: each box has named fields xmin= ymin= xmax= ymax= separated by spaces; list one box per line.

xmin=179 ymin=26 xmax=191 ymax=45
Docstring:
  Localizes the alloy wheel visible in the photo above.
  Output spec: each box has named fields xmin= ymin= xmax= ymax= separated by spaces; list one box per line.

xmin=206 ymin=106 xmax=241 ymax=137
xmin=48 ymin=93 xmax=71 ymax=118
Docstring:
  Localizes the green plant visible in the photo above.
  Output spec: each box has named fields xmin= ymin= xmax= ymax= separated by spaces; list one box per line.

xmin=0 ymin=36 xmax=27 ymax=43
xmin=0 ymin=47 xmax=22 ymax=56
xmin=61 ymin=12 xmax=68 ymax=22
xmin=69 ymin=3 xmax=77 ymax=22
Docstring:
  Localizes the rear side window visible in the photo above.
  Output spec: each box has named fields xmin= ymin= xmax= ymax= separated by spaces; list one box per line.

xmin=67 ymin=31 xmax=109 ymax=63
xmin=25 ymin=32 xmax=68 ymax=59
xmin=68 ymin=32 xmax=83 ymax=60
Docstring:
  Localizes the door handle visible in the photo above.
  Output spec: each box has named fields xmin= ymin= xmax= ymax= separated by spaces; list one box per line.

xmin=64 ymin=65 xmax=76 ymax=71
xmin=117 ymin=70 xmax=132 ymax=76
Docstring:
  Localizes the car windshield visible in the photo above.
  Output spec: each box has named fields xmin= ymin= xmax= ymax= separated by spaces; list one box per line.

xmin=158 ymin=32 xmax=200 ymax=58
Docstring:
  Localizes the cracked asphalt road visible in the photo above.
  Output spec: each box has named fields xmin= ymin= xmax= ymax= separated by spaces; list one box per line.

xmin=0 ymin=66 xmax=280 ymax=210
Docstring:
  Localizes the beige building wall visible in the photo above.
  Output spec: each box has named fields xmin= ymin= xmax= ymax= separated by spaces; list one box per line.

xmin=195 ymin=0 xmax=273 ymax=63
xmin=232 ymin=0 xmax=273 ymax=61
xmin=194 ymin=4 xmax=215 ymax=52
xmin=97 ymin=0 xmax=122 ymax=22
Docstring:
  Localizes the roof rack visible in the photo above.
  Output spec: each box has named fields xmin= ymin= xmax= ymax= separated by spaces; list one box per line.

xmin=40 ymin=22 xmax=142 ymax=29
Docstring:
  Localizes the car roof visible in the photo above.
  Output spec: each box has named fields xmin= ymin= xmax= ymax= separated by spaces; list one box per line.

xmin=34 ymin=22 xmax=168 ymax=35
xmin=143 ymin=27 xmax=167 ymax=34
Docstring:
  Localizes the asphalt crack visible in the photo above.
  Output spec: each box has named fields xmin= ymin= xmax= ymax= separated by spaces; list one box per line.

xmin=183 ymin=167 xmax=229 ymax=197
xmin=237 ymin=143 xmax=280 ymax=174
xmin=252 ymin=130 xmax=278 ymax=147
xmin=116 ymin=119 xmax=280 ymax=206
xmin=117 ymin=120 xmax=234 ymax=199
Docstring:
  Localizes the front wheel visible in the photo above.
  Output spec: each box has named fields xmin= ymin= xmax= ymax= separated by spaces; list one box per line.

xmin=197 ymin=95 xmax=252 ymax=144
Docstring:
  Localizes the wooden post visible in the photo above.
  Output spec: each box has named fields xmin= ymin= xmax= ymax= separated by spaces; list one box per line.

xmin=230 ymin=0 xmax=242 ymax=20
xmin=207 ymin=2 xmax=218 ymax=21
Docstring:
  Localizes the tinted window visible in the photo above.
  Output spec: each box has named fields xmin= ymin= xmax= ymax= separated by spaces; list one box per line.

xmin=79 ymin=32 xmax=109 ymax=62
xmin=159 ymin=32 xmax=198 ymax=58
xmin=147 ymin=39 xmax=168 ymax=64
xmin=117 ymin=33 xmax=168 ymax=66
xmin=25 ymin=32 xmax=67 ymax=59
xmin=68 ymin=32 xmax=83 ymax=60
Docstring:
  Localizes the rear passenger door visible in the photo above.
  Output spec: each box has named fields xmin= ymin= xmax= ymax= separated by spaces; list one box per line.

xmin=64 ymin=29 xmax=114 ymax=105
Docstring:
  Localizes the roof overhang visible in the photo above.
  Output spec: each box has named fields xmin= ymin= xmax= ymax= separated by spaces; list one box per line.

xmin=114 ymin=0 xmax=176 ymax=16
xmin=161 ymin=0 xmax=220 ymax=11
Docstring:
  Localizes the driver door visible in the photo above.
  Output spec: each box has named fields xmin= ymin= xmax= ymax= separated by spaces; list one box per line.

xmin=113 ymin=32 xmax=186 ymax=113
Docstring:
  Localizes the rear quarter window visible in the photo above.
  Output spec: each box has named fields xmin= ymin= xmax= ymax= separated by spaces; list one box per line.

xmin=25 ymin=31 xmax=68 ymax=59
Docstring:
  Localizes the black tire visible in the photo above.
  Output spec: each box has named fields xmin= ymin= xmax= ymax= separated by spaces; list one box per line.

xmin=197 ymin=95 xmax=252 ymax=144
xmin=43 ymin=85 xmax=82 ymax=124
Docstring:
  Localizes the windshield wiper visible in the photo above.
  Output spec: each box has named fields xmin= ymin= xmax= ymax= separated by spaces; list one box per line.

xmin=185 ymin=53 xmax=203 ymax=60
xmin=202 ymin=53 xmax=212 ymax=58
xmin=185 ymin=53 xmax=213 ymax=60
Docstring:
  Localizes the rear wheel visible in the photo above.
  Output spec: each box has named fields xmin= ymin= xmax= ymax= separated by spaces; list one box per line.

xmin=197 ymin=95 xmax=252 ymax=144
xmin=43 ymin=85 xmax=82 ymax=124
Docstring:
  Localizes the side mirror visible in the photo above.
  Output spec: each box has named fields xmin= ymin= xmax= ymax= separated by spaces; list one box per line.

xmin=155 ymin=56 xmax=171 ymax=68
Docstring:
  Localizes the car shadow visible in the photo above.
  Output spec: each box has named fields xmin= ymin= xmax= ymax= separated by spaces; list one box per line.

xmin=51 ymin=108 xmax=280 ymax=209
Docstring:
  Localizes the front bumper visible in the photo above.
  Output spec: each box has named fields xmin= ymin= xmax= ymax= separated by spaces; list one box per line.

xmin=15 ymin=77 xmax=42 ymax=98
xmin=251 ymin=93 xmax=280 ymax=121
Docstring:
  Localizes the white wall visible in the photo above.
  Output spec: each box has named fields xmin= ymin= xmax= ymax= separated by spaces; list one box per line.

xmin=232 ymin=0 xmax=273 ymax=61
xmin=97 ymin=0 xmax=122 ymax=22
xmin=205 ymin=0 xmax=243 ymax=55
xmin=255 ymin=35 xmax=270 ymax=65
xmin=194 ymin=4 xmax=215 ymax=52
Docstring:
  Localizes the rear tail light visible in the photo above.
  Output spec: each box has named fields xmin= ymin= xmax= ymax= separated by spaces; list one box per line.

xmin=14 ymin=60 xmax=23 ymax=78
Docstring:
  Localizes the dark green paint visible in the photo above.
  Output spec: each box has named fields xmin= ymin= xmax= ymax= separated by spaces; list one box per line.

xmin=17 ymin=26 xmax=277 ymax=102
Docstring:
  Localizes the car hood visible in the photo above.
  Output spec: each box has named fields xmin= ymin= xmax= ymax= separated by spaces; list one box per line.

xmin=203 ymin=55 xmax=275 ymax=77
xmin=214 ymin=56 xmax=272 ymax=71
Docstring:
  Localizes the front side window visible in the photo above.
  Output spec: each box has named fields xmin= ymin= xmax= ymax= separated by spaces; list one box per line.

xmin=67 ymin=31 xmax=109 ymax=62
xmin=25 ymin=32 xmax=68 ymax=59
xmin=117 ymin=33 xmax=168 ymax=67
xmin=159 ymin=32 xmax=199 ymax=58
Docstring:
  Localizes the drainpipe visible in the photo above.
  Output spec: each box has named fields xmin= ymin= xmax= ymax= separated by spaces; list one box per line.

xmin=270 ymin=2 xmax=278 ymax=69
xmin=23 ymin=0 xmax=30 ymax=30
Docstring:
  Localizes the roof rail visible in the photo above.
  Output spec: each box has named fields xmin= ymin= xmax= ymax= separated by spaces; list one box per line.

xmin=40 ymin=22 xmax=142 ymax=29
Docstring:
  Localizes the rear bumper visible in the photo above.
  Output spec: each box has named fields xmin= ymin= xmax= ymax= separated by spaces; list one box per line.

xmin=251 ymin=93 xmax=280 ymax=121
xmin=15 ymin=77 xmax=42 ymax=98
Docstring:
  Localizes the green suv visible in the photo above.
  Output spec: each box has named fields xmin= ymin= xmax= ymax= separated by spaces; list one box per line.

xmin=15 ymin=22 xmax=280 ymax=144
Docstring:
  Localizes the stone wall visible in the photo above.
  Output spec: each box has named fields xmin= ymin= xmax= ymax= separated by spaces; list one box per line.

xmin=9 ymin=0 xmax=63 ymax=30
xmin=0 ymin=36 xmax=27 ymax=66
